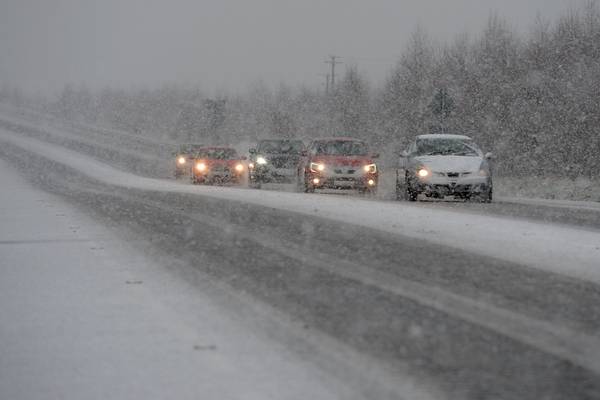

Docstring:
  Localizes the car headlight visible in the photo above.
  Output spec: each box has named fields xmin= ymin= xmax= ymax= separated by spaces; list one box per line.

xmin=310 ymin=162 xmax=325 ymax=172
xmin=248 ymin=162 xmax=255 ymax=169
xmin=256 ymin=156 xmax=268 ymax=165
xmin=417 ymin=168 xmax=429 ymax=178
xmin=235 ymin=163 xmax=244 ymax=172
xmin=196 ymin=162 xmax=207 ymax=172
xmin=363 ymin=163 xmax=377 ymax=173
xmin=178 ymin=156 xmax=186 ymax=165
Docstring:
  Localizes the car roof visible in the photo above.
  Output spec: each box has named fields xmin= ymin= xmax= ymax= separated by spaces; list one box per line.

xmin=197 ymin=146 xmax=236 ymax=150
xmin=258 ymin=138 xmax=303 ymax=142
xmin=416 ymin=134 xmax=472 ymax=140
xmin=312 ymin=136 xmax=366 ymax=143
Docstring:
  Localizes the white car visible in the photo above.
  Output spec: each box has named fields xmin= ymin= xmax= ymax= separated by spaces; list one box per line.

xmin=396 ymin=134 xmax=493 ymax=202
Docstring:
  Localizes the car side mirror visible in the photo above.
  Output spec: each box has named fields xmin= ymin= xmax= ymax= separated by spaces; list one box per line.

xmin=249 ymin=148 xmax=256 ymax=154
xmin=485 ymin=152 xmax=493 ymax=160
xmin=371 ymin=153 xmax=380 ymax=159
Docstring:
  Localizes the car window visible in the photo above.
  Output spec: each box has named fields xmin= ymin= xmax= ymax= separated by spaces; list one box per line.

xmin=197 ymin=148 xmax=239 ymax=160
xmin=314 ymin=141 xmax=368 ymax=156
xmin=258 ymin=140 xmax=304 ymax=154
xmin=415 ymin=138 xmax=481 ymax=156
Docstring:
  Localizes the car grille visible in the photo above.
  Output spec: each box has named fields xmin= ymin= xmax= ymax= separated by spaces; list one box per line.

xmin=212 ymin=166 xmax=229 ymax=173
xmin=334 ymin=168 xmax=356 ymax=175
xmin=270 ymin=156 xmax=299 ymax=168
xmin=437 ymin=172 xmax=472 ymax=177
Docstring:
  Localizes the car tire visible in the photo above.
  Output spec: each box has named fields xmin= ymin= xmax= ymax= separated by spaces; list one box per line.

xmin=404 ymin=183 xmax=418 ymax=202
xmin=484 ymin=187 xmax=493 ymax=203
xmin=304 ymin=178 xmax=315 ymax=193
xmin=249 ymin=179 xmax=261 ymax=189
xmin=395 ymin=178 xmax=404 ymax=201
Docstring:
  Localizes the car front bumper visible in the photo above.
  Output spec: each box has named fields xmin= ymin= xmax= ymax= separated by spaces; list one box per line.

xmin=413 ymin=175 xmax=491 ymax=196
xmin=251 ymin=166 xmax=296 ymax=183
xmin=309 ymin=172 xmax=378 ymax=190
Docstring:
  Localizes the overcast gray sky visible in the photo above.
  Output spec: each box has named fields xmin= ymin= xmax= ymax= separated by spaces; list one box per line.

xmin=0 ymin=0 xmax=570 ymax=94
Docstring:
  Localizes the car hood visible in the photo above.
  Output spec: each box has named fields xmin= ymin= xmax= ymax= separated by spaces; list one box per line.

xmin=414 ymin=155 xmax=482 ymax=173
xmin=313 ymin=155 xmax=374 ymax=167
xmin=262 ymin=153 xmax=301 ymax=168
xmin=195 ymin=159 xmax=241 ymax=167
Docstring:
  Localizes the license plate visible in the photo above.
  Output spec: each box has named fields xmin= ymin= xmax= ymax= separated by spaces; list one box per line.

xmin=334 ymin=180 xmax=353 ymax=187
xmin=274 ymin=168 xmax=294 ymax=176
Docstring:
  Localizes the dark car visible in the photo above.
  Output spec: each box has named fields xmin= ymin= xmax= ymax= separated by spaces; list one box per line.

xmin=248 ymin=139 xmax=305 ymax=187
xmin=191 ymin=147 xmax=246 ymax=185
xmin=298 ymin=137 xmax=379 ymax=193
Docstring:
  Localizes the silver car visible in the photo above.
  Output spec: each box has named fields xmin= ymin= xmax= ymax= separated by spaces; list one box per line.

xmin=396 ymin=134 xmax=493 ymax=202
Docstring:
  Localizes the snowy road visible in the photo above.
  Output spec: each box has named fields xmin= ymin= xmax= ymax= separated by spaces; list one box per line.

xmin=1 ymin=118 xmax=600 ymax=399
xmin=0 ymin=159 xmax=376 ymax=400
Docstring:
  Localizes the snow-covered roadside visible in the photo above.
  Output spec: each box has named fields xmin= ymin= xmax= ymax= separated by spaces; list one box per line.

xmin=2 ymin=128 xmax=600 ymax=286
xmin=495 ymin=176 xmax=600 ymax=202
xmin=0 ymin=158 xmax=372 ymax=400
xmin=496 ymin=196 xmax=600 ymax=212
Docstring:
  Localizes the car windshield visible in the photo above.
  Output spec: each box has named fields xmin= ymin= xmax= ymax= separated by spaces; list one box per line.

xmin=196 ymin=148 xmax=238 ymax=160
xmin=314 ymin=140 xmax=368 ymax=156
xmin=178 ymin=144 xmax=203 ymax=154
xmin=415 ymin=138 xmax=481 ymax=156
xmin=258 ymin=140 xmax=304 ymax=154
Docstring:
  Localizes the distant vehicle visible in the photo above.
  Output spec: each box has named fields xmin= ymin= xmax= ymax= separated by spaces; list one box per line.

xmin=173 ymin=143 xmax=204 ymax=178
xmin=248 ymin=139 xmax=305 ymax=187
xmin=397 ymin=134 xmax=493 ymax=202
xmin=298 ymin=137 xmax=379 ymax=193
xmin=191 ymin=146 xmax=246 ymax=185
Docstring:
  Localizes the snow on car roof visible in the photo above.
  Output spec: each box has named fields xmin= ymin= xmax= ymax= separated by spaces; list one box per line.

xmin=197 ymin=146 xmax=236 ymax=150
xmin=313 ymin=136 xmax=365 ymax=142
xmin=416 ymin=134 xmax=472 ymax=140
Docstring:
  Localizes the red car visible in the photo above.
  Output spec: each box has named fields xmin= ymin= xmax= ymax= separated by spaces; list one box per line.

xmin=191 ymin=147 xmax=246 ymax=185
xmin=173 ymin=143 xmax=204 ymax=178
xmin=299 ymin=137 xmax=379 ymax=193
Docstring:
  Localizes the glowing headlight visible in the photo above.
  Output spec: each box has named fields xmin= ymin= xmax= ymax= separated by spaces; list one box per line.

xmin=178 ymin=157 xmax=186 ymax=165
xmin=363 ymin=164 xmax=377 ymax=173
xmin=256 ymin=156 xmax=267 ymax=165
xmin=248 ymin=162 xmax=255 ymax=169
xmin=235 ymin=163 xmax=244 ymax=172
xmin=417 ymin=168 xmax=429 ymax=178
xmin=196 ymin=162 xmax=207 ymax=172
xmin=310 ymin=162 xmax=325 ymax=172
xmin=368 ymin=179 xmax=375 ymax=186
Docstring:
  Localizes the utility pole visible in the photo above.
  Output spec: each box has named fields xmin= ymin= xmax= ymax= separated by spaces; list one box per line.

xmin=318 ymin=73 xmax=330 ymax=94
xmin=324 ymin=55 xmax=342 ymax=92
